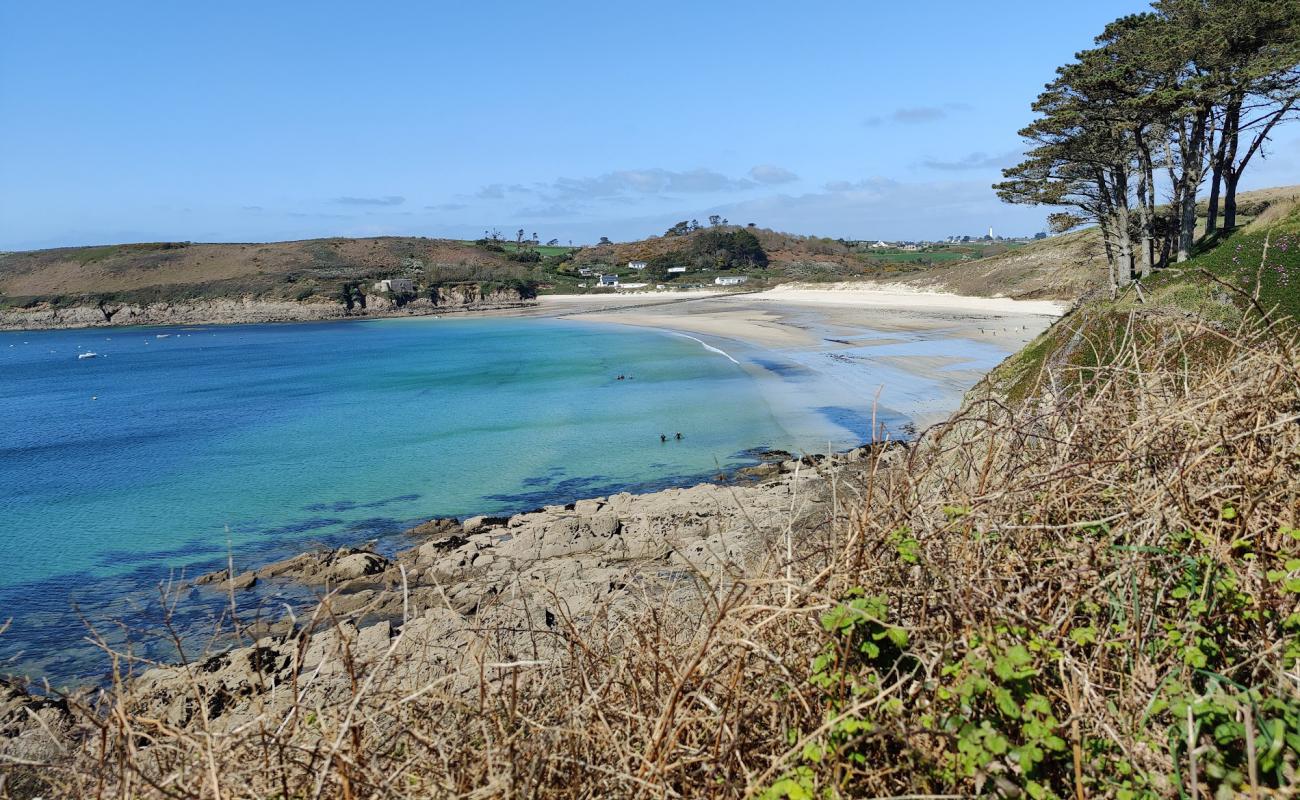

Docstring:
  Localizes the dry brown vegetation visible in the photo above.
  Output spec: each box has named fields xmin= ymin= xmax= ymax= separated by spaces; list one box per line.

xmin=5 ymin=282 xmax=1299 ymax=798
xmin=884 ymin=185 xmax=1300 ymax=302
xmin=0 ymin=238 xmax=530 ymax=305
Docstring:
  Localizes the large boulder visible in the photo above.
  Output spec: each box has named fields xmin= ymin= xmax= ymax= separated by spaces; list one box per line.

xmin=406 ymin=517 xmax=462 ymax=537
xmin=330 ymin=552 xmax=389 ymax=581
xmin=0 ymin=678 xmax=75 ymax=764
xmin=461 ymin=515 xmax=508 ymax=535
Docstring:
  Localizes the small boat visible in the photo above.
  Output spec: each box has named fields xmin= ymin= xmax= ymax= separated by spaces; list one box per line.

xmin=155 ymin=334 xmax=170 ymax=339
xmin=77 ymin=351 xmax=98 ymax=360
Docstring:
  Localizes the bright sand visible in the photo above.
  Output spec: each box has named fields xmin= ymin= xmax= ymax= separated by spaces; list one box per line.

xmin=529 ymin=283 xmax=1066 ymax=430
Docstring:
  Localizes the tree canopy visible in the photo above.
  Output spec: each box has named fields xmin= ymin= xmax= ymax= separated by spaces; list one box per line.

xmin=997 ymin=0 xmax=1300 ymax=295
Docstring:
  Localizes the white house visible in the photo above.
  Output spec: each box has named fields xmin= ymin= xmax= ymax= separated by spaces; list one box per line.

xmin=627 ymin=260 xmax=648 ymax=270
xmin=597 ymin=274 xmax=619 ymax=287
xmin=869 ymin=241 xmax=890 ymax=249
xmin=714 ymin=276 xmax=749 ymax=286
xmin=666 ymin=266 xmax=687 ymax=274
xmin=372 ymin=278 xmax=415 ymax=294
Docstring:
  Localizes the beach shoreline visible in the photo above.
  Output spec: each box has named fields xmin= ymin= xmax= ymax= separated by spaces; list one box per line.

xmin=0 ymin=283 xmax=1065 ymax=686
xmin=528 ymin=285 xmax=1065 ymax=431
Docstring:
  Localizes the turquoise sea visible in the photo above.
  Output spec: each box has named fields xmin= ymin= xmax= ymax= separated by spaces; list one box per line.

xmin=0 ymin=317 xmax=889 ymax=683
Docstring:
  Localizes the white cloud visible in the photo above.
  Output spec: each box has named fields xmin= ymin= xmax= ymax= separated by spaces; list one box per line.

xmin=921 ymin=150 xmax=1022 ymax=171
xmin=546 ymin=167 xmax=756 ymax=200
xmin=330 ymin=195 xmax=405 ymax=206
xmin=749 ymin=164 xmax=800 ymax=184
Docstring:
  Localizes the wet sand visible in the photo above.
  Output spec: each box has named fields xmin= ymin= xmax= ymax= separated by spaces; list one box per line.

xmin=520 ymin=285 xmax=1065 ymax=431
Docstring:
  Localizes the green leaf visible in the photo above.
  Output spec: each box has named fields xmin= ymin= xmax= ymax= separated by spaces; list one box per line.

xmin=1069 ymin=626 xmax=1097 ymax=645
xmin=994 ymin=686 xmax=1021 ymax=719
xmin=985 ymin=731 xmax=1009 ymax=755
xmin=994 ymin=645 xmax=1036 ymax=680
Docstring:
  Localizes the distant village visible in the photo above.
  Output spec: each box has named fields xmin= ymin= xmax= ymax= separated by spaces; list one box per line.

xmin=573 ymin=261 xmax=749 ymax=290
xmin=857 ymin=227 xmax=1050 ymax=250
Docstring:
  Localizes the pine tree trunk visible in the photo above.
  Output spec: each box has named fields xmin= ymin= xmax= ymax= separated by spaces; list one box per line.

xmin=1224 ymin=171 xmax=1241 ymax=230
xmin=1215 ymin=95 xmax=1243 ymax=234
xmin=1206 ymin=157 xmax=1223 ymax=237
xmin=1135 ymin=133 xmax=1155 ymax=278
xmin=1176 ymin=107 xmax=1210 ymax=263
xmin=1178 ymin=192 xmax=1198 ymax=263
xmin=1164 ymin=141 xmax=1183 ymax=265
xmin=1115 ymin=211 xmax=1134 ymax=288
xmin=1112 ymin=169 xmax=1134 ymax=288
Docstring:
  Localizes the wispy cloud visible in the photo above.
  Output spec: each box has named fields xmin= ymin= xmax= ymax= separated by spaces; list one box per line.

xmin=475 ymin=183 xmax=531 ymax=200
xmin=330 ymin=195 xmax=405 ymax=206
xmin=921 ymin=150 xmax=1021 ymax=171
xmin=864 ymin=102 xmax=971 ymax=127
xmin=546 ymin=167 xmax=756 ymax=200
xmin=240 ymin=205 xmax=263 ymax=212
xmin=516 ymin=203 xmax=581 ymax=218
xmin=704 ymin=175 xmax=1044 ymax=239
xmin=823 ymin=177 xmax=899 ymax=193
xmin=748 ymin=164 xmax=799 ymax=185
xmin=425 ymin=202 xmax=469 ymax=211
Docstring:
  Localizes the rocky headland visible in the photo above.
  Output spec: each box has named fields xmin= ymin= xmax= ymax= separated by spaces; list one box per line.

xmin=0 ymin=284 xmax=536 ymax=331
xmin=0 ymin=444 xmax=887 ymax=763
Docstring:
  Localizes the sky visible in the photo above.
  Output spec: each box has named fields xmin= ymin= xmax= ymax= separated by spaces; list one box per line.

xmin=3 ymin=1 xmax=1299 ymax=251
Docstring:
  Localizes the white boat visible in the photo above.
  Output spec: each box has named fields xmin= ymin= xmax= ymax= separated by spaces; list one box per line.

xmin=77 ymin=352 xmax=98 ymax=360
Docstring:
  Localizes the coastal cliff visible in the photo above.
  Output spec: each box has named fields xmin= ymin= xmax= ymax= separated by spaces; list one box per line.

xmin=0 ymin=285 xmax=536 ymax=331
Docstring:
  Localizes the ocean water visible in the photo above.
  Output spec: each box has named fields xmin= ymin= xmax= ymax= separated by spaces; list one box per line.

xmin=0 ymin=317 xmax=884 ymax=683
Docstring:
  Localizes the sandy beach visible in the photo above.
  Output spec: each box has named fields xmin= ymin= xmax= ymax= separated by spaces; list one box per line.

xmin=520 ymin=284 xmax=1065 ymax=431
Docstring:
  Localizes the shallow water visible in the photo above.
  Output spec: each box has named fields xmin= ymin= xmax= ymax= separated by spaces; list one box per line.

xmin=0 ymin=316 xmax=888 ymax=682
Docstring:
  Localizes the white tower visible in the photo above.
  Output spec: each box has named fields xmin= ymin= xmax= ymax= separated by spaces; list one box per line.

xmin=988 ymin=226 xmax=994 ymax=239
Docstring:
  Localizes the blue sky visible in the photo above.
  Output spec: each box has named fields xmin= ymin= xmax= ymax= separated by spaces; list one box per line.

xmin=3 ymin=1 xmax=1298 ymax=250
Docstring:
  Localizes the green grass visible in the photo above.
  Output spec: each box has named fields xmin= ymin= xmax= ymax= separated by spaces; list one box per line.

xmin=988 ymin=202 xmax=1300 ymax=403
xmin=863 ymin=251 xmax=967 ymax=263
xmin=1142 ymin=205 xmax=1300 ymax=324
xmin=460 ymin=241 xmax=576 ymax=258
xmin=62 ymin=242 xmax=191 ymax=265
xmin=857 ymin=243 xmax=1024 ymax=265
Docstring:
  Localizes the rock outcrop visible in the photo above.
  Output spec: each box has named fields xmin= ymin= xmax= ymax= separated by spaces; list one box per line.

xmin=0 ymin=445 xmax=893 ymax=764
xmin=0 ymin=288 xmax=537 ymax=331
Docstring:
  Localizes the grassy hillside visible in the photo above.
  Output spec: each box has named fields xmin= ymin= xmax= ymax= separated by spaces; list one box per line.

xmin=3 ymin=185 xmax=1295 ymax=313
xmin=885 ymin=185 xmax=1300 ymax=302
xmin=0 ymin=237 xmax=543 ymax=309
xmin=0 ymin=227 xmax=996 ymax=310
xmin=0 ymin=229 xmax=906 ymax=308
xmin=993 ymin=197 xmax=1300 ymax=403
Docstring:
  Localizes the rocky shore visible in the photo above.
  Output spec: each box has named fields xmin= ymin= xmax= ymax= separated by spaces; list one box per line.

xmin=0 ymin=286 xmax=536 ymax=331
xmin=0 ymin=444 xmax=889 ymax=762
